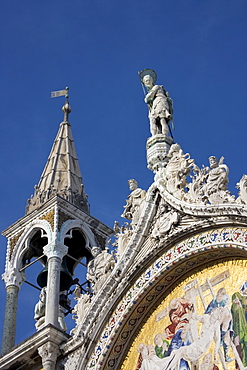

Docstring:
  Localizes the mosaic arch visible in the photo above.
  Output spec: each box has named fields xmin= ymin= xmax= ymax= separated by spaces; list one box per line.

xmin=84 ymin=227 xmax=247 ymax=370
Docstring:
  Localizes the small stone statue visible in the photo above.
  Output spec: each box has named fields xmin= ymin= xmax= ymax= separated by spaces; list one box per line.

xmin=34 ymin=287 xmax=46 ymax=330
xmin=203 ymin=156 xmax=233 ymax=204
xmin=113 ymin=221 xmax=132 ymax=258
xmin=151 ymin=202 xmax=179 ymax=239
xmin=139 ymin=69 xmax=173 ymax=136
xmin=86 ymin=247 xmax=115 ymax=294
xmin=34 ymin=287 xmax=68 ymax=332
xmin=121 ymin=179 xmax=146 ymax=228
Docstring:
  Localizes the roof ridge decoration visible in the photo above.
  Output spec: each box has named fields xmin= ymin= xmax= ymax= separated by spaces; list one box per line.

xmin=26 ymin=98 xmax=89 ymax=214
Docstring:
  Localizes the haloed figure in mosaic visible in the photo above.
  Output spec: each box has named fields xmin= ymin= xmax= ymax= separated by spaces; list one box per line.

xmin=205 ymin=287 xmax=233 ymax=362
xmin=231 ymin=281 xmax=247 ymax=368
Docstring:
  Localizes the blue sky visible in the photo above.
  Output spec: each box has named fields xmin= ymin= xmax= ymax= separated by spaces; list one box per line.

xmin=1 ymin=0 xmax=247 ymax=347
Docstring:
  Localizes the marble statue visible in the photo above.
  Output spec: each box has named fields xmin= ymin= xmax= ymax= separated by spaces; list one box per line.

xmin=165 ymin=144 xmax=194 ymax=199
xmin=151 ymin=201 xmax=179 ymax=239
xmin=34 ymin=287 xmax=68 ymax=332
xmin=34 ymin=287 xmax=47 ymax=330
xmin=140 ymin=69 xmax=173 ymax=136
xmin=113 ymin=221 xmax=132 ymax=258
xmin=86 ymin=247 xmax=115 ymax=294
xmin=202 ymin=156 xmax=233 ymax=204
xmin=121 ymin=179 xmax=146 ymax=228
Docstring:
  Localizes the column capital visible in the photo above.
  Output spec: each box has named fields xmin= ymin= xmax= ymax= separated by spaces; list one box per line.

xmin=2 ymin=267 xmax=25 ymax=288
xmin=38 ymin=341 xmax=60 ymax=370
xmin=43 ymin=241 xmax=68 ymax=261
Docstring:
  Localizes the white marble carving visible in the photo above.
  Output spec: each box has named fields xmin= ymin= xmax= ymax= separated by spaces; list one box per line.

xmin=34 ymin=287 xmax=47 ymax=330
xmin=43 ymin=241 xmax=68 ymax=261
xmin=151 ymin=142 xmax=243 ymax=209
xmin=2 ymin=267 xmax=25 ymax=288
xmin=202 ymin=156 xmax=234 ymax=204
xmin=34 ymin=287 xmax=68 ymax=332
xmin=159 ymin=144 xmax=194 ymax=200
xmin=38 ymin=341 xmax=60 ymax=370
xmin=141 ymin=72 xmax=173 ymax=136
xmin=121 ymin=179 xmax=146 ymax=228
xmin=236 ymin=174 xmax=247 ymax=204
xmin=112 ymin=221 xmax=132 ymax=258
xmin=151 ymin=201 xmax=179 ymax=239
xmin=86 ymin=247 xmax=115 ymax=295
xmin=71 ymin=285 xmax=91 ymax=331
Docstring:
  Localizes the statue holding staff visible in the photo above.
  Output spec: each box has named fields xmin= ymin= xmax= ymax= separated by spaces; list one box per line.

xmin=139 ymin=69 xmax=173 ymax=137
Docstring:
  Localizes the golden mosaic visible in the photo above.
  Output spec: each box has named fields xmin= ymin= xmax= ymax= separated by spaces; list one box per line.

xmin=121 ymin=259 xmax=247 ymax=370
xmin=40 ymin=210 xmax=55 ymax=230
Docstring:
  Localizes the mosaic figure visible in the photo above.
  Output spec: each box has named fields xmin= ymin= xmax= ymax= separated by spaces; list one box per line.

xmin=205 ymin=287 xmax=233 ymax=362
xmin=231 ymin=281 xmax=247 ymax=368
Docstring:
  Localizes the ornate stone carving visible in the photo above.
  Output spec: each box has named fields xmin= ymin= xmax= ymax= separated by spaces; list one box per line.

xmin=62 ymin=350 xmax=81 ymax=370
xmin=202 ymin=156 xmax=234 ymax=204
xmin=121 ymin=179 xmax=146 ymax=228
xmin=34 ymin=287 xmax=68 ymax=332
xmin=2 ymin=267 xmax=25 ymax=288
xmin=236 ymin=174 xmax=247 ymax=204
xmin=34 ymin=287 xmax=47 ymax=330
xmin=112 ymin=221 xmax=132 ymax=258
xmin=71 ymin=286 xmax=91 ymax=332
xmin=86 ymin=247 xmax=115 ymax=295
xmin=151 ymin=201 xmax=179 ymax=239
xmin=151 ymin=143 xmax=240 ymax=208
xmin=146 ymin=134 xmax=174 ymax=172
xmin=154 ymin=144 xmax=194 ymax=201
xmin=139 ymin=69 xmax=173 ymax=137
xmin=38 ymin=341 xmax=60 ymax=370
xmin=43 ymin=241 xmax=68 ymax=260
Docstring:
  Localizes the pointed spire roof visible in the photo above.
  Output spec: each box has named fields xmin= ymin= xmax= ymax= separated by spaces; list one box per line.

xmin=26 ymin=99 xmax=89 ymax=214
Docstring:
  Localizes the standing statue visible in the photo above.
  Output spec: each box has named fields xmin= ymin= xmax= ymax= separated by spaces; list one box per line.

xmin=86 ymin=247 xmax=115 ymax=294
xmin=34 ymin=287 xmax=68 ymax=332
xmin=34 ymin=287 xmax=47 ymax=330
xmin=139 ymin=69 xmax=173 ymax=137
xmin=203 ymin=156 xmax=233 ymax=204
xmin=121 ymin=179 xmax=146 ymax=228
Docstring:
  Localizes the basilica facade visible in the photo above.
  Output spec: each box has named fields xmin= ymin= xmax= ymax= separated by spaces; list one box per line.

xmin=1 ymin=72 xmax=247 ymax=370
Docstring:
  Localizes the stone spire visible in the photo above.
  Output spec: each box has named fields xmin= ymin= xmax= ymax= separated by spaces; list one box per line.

xmin=26 ymin=99 xmax=89 ymax=214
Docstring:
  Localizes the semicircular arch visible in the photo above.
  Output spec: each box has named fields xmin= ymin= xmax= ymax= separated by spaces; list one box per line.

xmin=79 ymin=225 xmax=247 ymax=370
xmin=11 ymin=219 xmax=53 ymax=270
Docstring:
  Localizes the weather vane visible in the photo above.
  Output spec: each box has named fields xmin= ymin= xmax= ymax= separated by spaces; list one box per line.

xmin=51 ymin=86 xmax=69 ymax=99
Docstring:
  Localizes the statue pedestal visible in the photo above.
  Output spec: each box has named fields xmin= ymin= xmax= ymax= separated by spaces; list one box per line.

xmin=146 ymin=134 xmax=174 ymax=173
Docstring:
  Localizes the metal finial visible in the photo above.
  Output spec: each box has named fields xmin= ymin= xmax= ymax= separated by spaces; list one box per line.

xmin=51 ymin=87 xmax=71 ymax=122
xmin=62 ymin=99 xmax=72 ymax=122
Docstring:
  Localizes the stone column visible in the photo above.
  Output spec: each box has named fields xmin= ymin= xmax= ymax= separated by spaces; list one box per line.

xmin=43 ymin=241 xmax=68 ymax=328
xmin=1 ymin=268 xmax=25 ymax=355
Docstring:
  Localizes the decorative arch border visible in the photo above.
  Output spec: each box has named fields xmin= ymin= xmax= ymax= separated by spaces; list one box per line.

xmin=83 ymin=226 xmax=247 ymax=369
xmin=59 ymin=219 xmax=96 ymax=251
xmin=10 ymin=219 xmax=53 ymax=270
